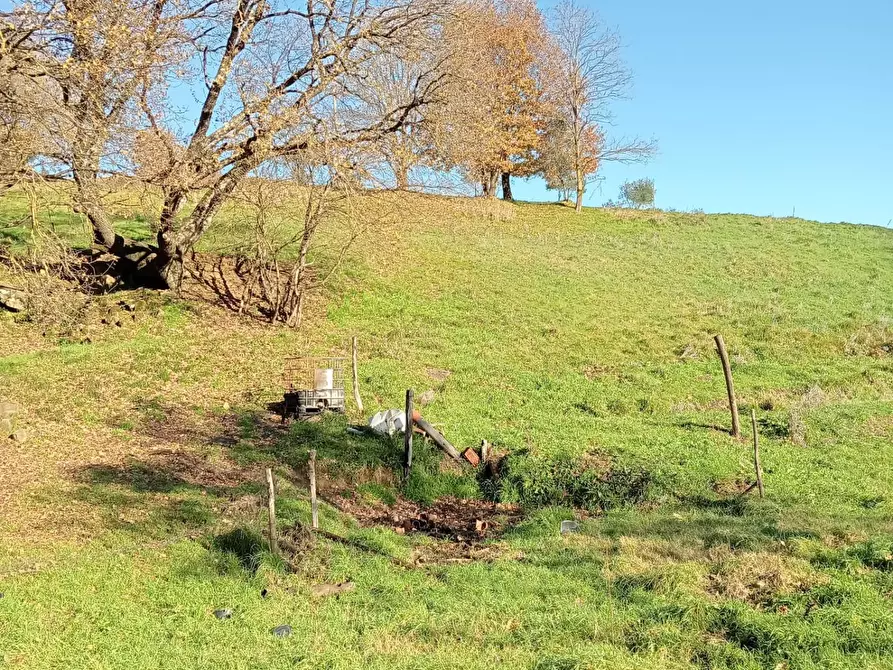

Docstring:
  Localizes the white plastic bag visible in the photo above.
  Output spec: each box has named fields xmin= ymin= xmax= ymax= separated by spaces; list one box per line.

xmin=368 ymin=409 xmax=409 ymax=436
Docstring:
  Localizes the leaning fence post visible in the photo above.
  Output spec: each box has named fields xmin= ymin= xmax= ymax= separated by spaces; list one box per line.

xmin=265 ymin=467 xmax=278 ymax=555
xmin=352 ymin=336 xmax=363 ymax=413
xmin=309 ymin=449 xmax=319 ymax=529
xmin=714 ymin=334 xmax=741 ymax=438
xmin=403 ymin=389 xmax=414 ymax=479
xmin=751 ymin=409 xmax=764 ymax=498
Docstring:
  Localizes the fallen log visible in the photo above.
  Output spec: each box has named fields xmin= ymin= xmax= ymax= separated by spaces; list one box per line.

xmin=412 ymin=411 xmax=464 ymax=463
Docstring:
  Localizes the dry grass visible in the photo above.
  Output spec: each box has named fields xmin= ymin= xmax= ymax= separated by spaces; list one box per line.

xmin=706 ymin=552 xmax=823 ymax=606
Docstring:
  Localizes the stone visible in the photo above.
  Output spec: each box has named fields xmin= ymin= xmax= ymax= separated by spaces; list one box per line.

xmin=560 ymin=520 xmax=580 ymax=535
xmin=418 ymin=389 xmax=436 ymax=406
xmin=213 ymin=608 xmax=233 ymax=620
xmin=271 ymin=625 xmax=292 ymax=638
xmin=10 ymin=430 xmax=28 ymax=444
xmin=0 ymin=287 xmax=26 ymax=312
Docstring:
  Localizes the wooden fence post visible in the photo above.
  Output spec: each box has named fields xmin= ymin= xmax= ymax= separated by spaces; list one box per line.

xmin=751 ymin=409 xmax=764 ymax=498
xmin=309 ymin=449 xmax=319 ymax=529
xmin=714 ymin=334 xmax=741 ymax=438
xmin=403 ymin=389 xmax=414 ymax=479
xmin=352 ymin=336 xmax=363 ymax=413
xmin=265 ymin=467 xmax=278 ymax=555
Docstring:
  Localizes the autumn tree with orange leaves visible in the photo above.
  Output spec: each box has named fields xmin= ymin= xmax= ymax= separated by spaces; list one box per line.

xmin=438 ymin=0 xmax=553 ymax=200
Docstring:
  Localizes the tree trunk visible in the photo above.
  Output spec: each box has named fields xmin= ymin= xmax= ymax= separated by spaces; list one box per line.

xmin=394 ymin=164 xmax=409 ymax=190
xmin=481 ymin=171 xmax=499 ymax=198
xmin=487 ymin=171 xmax=500 ymax=198
xmin=501 ymin=172 xmax=513 ymax=201
xmin=286 ymin=210 xmax=315 ymax=328
xmin=151 ymin=166 xmax=249 ymax=290
xmin=71 ymin=148 xmax=119 ymax=250
xmin=575 ymin=169 xmax=585 ymax=213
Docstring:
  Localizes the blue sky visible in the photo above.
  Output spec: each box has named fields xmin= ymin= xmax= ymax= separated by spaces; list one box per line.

xmin=516 ymin=0 xmax=892 ymax=226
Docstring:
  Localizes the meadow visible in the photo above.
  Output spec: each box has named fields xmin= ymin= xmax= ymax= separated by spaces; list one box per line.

xmin=1 ymin=188 xmax=892 ymax=669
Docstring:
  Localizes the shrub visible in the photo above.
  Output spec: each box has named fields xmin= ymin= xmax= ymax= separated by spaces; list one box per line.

xmin=619 ymin=178 xmax=656 ymax=209
xmin=495 ymin=452 xmax=653 ymax=511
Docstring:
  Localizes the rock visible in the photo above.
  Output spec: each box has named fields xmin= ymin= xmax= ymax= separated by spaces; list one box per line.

xmin=213 ymin=608 xmax=233 ymax=620
xmin=0 ymin=287 xmax=26 ymax=312
xmin=271 ymin=625 xmax=292 ymax=638
xmin=560 ymin=520 xmax=580 ymax=535
xmin=10 ymin=429 xmax=29 ymax=444
xmin=418 ymin=389 xmax=436 ymax=406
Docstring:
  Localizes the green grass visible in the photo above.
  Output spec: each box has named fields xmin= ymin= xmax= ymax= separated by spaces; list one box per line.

xmin=2 ymin=190 xmax=893 ymax=668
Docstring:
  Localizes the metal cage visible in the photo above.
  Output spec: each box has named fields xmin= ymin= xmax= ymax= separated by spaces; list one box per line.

xmin=282 ymin=356 xmax=346 ymax=418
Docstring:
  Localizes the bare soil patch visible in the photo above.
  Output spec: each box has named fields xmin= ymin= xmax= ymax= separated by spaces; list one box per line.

xmin=333 ymin=494 xmax=523 ymax=543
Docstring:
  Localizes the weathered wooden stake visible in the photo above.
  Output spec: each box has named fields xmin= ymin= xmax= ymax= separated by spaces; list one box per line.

xmin=309 ymin=449 xmax=319 ymax=529
xmin=751 ymin=409 xmax=764 ymax=498
xmin=714 ymin=334 xmax=741 ymax=438
xmin=403 ymin=389 xmax=414 ymax=479
xmin=265 ymin=467 xmax=278 ymax=555
xmin=414 ymin=415 xmax=463 ymax=463
xmin=481 ymin=439 xmax=491 ymax=465
xmin=351 ymin=336 xmax=363 ymax=413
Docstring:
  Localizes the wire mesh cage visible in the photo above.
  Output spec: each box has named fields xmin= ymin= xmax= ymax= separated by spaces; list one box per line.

xmin=282 ymin=356 xmax=346 ymax=418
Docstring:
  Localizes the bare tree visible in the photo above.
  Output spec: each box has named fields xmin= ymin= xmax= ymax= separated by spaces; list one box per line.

xmin=2 ymin=0 xmax=447 ymax=289
xmin=348 ymin=51 xmax=447 ymax=190
xmin=548 ymin=0 xmax=655 ymax=212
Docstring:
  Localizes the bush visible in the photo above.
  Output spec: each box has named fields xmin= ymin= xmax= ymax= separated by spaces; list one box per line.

xmin=495 ymin=452 xmax=653 ymax=511
xmin=619 ymin=178 xmax=656 ymax=209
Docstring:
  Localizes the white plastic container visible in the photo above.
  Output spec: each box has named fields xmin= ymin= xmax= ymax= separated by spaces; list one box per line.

xmin=314 ymin=368 xmax=334 ymax=390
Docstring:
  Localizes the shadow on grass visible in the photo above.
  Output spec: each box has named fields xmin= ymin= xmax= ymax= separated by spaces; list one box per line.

xmin=71 ymin=407 xmax=406 ymax=542
xmin=71 ymin=403 xmax=833 ymax=572
xmin=677 ymin=420 xmax=734 ymax=435
xmin=212 ymin=527 xmax=265 ymax=572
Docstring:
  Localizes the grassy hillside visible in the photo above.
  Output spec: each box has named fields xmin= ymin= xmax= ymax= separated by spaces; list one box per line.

xmin=2 ymin=191 xmax=893 ymax=669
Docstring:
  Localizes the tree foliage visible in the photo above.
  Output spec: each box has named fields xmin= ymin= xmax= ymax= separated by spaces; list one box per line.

xmin=619 ymin=178 xmax=655 ymax=209
xmin=438 ymin=0 xmax=552 ymax=198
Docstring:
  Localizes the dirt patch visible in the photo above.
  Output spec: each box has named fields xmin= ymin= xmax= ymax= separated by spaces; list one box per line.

xmin=865 ymin=415 xmax=893 ymax=437
xmin=712 ymin=477 xmax=754 ymax=496
xmin=582 ymin=363 xmax=617 ymax=380
xmin=76 ymin=447 xmax=257 ymax=495
xmin=412 ymin=541 xmax=522 ymax=566
xmin=333 ymin=494 xmax=523 ymax=543
xmin=425 ymin=368 xmax=452 ymax=383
